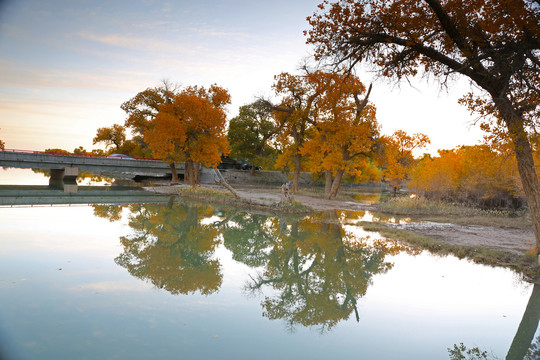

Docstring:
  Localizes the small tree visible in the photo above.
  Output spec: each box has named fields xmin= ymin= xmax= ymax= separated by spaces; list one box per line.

xmin=92 ymin=124 xmax=127 ymax=152
xmin=228 ymin=101 xmax=278 ymax=173
xmin=379 ymin=130 xmax=430 ymax=195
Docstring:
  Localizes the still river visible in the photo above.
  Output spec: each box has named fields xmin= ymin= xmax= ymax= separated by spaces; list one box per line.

xmin=0 ymin=169 xmax=539 ymax=359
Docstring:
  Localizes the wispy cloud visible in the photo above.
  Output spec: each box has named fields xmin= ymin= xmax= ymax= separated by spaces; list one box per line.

xmin=0 ymin=60 xmax=152 ymax=92
xmin=77 ymin=31 xmax=206 ymax=56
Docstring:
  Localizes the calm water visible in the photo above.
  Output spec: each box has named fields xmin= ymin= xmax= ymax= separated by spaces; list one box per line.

xmin=1 ymin=169 xmax=539 ymax=359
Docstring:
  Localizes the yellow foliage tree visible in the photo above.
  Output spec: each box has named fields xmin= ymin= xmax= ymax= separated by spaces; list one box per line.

xmin=144 ymin=84 xmax=231 ymax=185
xmin=269 ymin=71 xmax=325 ymax=193
xmin=409 ymin=145 xmax=521 ymax=206
xmin=300 ymin=71 xmax=381 ymax=199
xmin=379 ymin=130 xmax=430 ymax=195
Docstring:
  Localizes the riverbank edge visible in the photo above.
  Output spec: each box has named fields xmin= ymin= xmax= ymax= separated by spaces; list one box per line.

xmin=144 ymin=184 xmax=540 ymax=283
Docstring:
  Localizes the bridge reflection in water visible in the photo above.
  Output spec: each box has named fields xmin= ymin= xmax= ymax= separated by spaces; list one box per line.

xmin=0 ymin=185 xmax=173 ymax=207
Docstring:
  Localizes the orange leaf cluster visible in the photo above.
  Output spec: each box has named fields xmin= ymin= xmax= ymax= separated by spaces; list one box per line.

xmin=379 ymin=130 xmax=430 ymax=193
xmin=144 ymin=85 xmax=231 ymax=168
xmin=409 ymin=145 xmax=522 ymax=205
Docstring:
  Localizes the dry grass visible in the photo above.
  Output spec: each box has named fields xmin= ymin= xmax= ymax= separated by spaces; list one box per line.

xmin=177 ymin=186 xmax=313 ymax=213
xmin=376 ymin=195 xmax=531 ymax=229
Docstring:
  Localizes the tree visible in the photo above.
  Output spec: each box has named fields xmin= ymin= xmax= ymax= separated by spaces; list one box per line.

xmin=228 ymin=101 xmax=278 ymax=173
xmin=307 ymin=0 xmax=540 ymax=256
xmin=267 ymin=71 xmax=329 ymax=193
xmin=379 ymin=130 xmax=430 ymax=195
xmin=300 ymin=71 xmax=380 ymax=198
xmin=92 ymin=124 xmax=127 ymax=152
xmin=144 ymin=84 xmax=231 ymax=185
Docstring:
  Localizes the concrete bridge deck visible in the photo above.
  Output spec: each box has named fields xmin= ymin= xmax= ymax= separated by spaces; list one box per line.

xmin=0 ymin=149 xmax=179 ymax=176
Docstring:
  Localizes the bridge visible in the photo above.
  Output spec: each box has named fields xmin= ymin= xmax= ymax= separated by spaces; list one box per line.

xmin=0 ymin=149 xmax=181 ymax=191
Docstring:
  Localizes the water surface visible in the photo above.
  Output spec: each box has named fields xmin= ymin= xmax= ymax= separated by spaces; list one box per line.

xmin=0 ymin=169 xmax=539 ymax=359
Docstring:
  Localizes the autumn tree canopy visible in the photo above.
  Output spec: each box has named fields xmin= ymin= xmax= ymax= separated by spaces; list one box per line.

xmin=300 ymin=71 xmax=380 ymax=199
xmin=409 ymin=145 xmax=522 ymax=207
xmin=379 ymin=130 xmax=430 ymax=195
xmin=144 ymin=84 xmax=231 ymax=185
xmin=268 ymin=69 xmax=380 ymax=196
xmin=307 ymin=0 xmax=540 ymax=254
xmin=268 ymin=71 xmax=325 ymax=193
xmin=93 ymin=124 xmax=127 ymax=152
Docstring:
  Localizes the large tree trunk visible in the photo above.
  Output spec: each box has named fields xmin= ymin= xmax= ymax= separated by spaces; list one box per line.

xmin=325 ymin=170 xmax=333 ymax=198
xmin=328 ymin=169 xmax=345 ymax=199
xmin=496 ymin=96 xmax=540 ymax=258
xmin=292 ymin=153 xmax=302 ymax=193
xmin=169 ymin=162 xmax=179 ymax=184
xmin=185 ymin=160 xmax=196 ymax=187
xmin=194 ymin=161 xmax=200 ymax=184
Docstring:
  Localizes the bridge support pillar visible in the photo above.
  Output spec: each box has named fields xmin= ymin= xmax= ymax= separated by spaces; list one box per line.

xmin=49 ymin=167 xmax=78 ymax=193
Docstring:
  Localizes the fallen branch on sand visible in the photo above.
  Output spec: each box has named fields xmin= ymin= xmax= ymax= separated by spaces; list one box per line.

xmin=212 ymin=168 xmax=241 ymax=199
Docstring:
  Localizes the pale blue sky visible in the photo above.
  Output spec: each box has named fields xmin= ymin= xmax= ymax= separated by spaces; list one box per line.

xmin=0 ymin=0 xmax=483 ymax=153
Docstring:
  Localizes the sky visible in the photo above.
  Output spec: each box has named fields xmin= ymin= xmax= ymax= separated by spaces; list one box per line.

xmin=0 ymin=0 xmax=485 ymax=155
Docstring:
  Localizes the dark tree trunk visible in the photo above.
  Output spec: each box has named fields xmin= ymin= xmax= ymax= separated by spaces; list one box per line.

xmin=169 ymin=162 xmax=179 ymax=184
xmin=495 ymin=96 xmax=540 ymax=258
xmin=292 ymin=153 xmax=302 ymax=193
xmin=325 ymin=170 xmax=333 ymax=198
xmin=194 ymin=161 xmax=200 ymax=185
xmin=328 ymin=169 xmax=345 ymax=199
xmin=185 ymin=160 xmax=196 ymax=186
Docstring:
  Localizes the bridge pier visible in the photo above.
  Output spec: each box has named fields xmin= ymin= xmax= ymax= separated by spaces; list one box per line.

xmin=49 ymin=167 xmax=78 ymax=193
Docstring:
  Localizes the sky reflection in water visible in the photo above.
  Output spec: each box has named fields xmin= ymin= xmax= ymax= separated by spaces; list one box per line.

xmin=0 ymin=184 xmax=539 ymax=359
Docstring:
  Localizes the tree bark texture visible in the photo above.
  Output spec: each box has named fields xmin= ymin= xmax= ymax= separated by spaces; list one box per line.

xmin=169 ymin=162 xmax=179 ymax=184
xmin=325 ymin=170 xmax=333 ymax=198
xmin=328 ymin=169 xmax=345 ymax=199
xmin=292 ymin=153 xmax=302 ymax=193
xmin=495 ymin=96 xmax=540 ymax=256
xmin=185 ymin=160 xmax=196 ymax=186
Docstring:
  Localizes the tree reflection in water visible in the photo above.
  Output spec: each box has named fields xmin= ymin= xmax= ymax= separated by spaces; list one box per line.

xmin=94 ymin=200 xmax=223 ymax=295
xmin=93 ymin=201 xmax=540 ymax=352
xmin=222 ymin=210 xmax=411 ymax=332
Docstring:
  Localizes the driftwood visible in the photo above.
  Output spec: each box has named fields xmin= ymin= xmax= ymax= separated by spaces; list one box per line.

xmin=212 ymin=169 xmax=241 ymax=199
